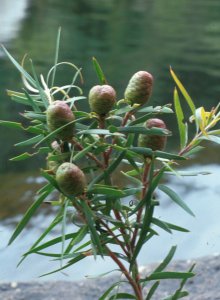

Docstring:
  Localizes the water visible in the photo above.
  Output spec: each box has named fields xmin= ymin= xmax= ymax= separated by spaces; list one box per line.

xmin=1 ymin=0 xmax=220 ymax=281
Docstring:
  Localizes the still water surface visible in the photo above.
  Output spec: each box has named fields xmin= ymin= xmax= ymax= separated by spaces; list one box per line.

xmin=1 ymin=0 xmax=220 ymax=281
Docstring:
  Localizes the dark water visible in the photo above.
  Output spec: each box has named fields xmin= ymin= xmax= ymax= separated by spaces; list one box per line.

xmin=1 ymin=0 xmax=220 ymax=281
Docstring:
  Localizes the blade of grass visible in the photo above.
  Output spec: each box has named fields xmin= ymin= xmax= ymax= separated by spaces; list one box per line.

xmin=1 ymin=45 xmax=37 ymax=88
xmin=92 ymin=57 xmax=107 ymax=84
xmin=170 ymin=67 xmax=195 ymax=114
xmin=51 ymin=27 xmax=61 ymax=87
xmin=174 ymin=88 xmax=188 ymax=149
xmin=159 ymin=184 xmax=195 ymax=217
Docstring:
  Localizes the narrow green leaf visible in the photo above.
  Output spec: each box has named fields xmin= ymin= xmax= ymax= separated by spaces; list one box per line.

xmin=123 ymin=187 xmax=142 ymax=197
xmin=72 ymin=143 xmax=95 ymax=162
xmin=109 ymin=293 xmax=136 ymax=299
xmin=113 ymin=105 xmax=134 ymax=116
xmin=26 ymin=233 xmax=79 ymax=255
xmin=0 ymin=120 xmax=24 ymax=130
xmin=162 ymin=221 xmax=189 ymax=233
xmin=121 ymin=171 xmax=142 ymax=186
xmin=130 ymin=147 xmax=185 ymax=161
xmin=41 ymin=169 xmax=60 ymax=190
xmin=78 ymin=128 xmax=123 ymax=136
xmin=8 ymin=190 xmax=51 ymax=245
xmin=64 ymin=226 xmax=88 ymax=254
xmin=40 ymin=253 xmax=86 ymax=277
xmin=18 ymin=211 xmax=62 ymax=266
xmin=23 ymin=89 xmax=42 ymax=113
xmin=95 ymin=212 xmax=124 ymax=226
xmin=130 ymin=205 xmax=154 ymax=269
xmin=170 ymin=68 xmax=195 ymax=114
xmin=164 ymin=291 xmax=189 ymax=300
xmin=129 ymin=114 xmax=151 ymax=126
xmin=7 ymin=91 xmax=44 ymax=107
xmin=88 ymin=185 xmax=125 ymax=197
xmin=118 ymin=126 xmax=171 ymax=136
xmin=154 ymin=246 xmax=177 ymax=273
xmin=208 ymin=129 xmax=220 ymax=135
xmin=22 ymin=111 xmax=46 ymax=122
xmin=85 ymin=269 xmax=120 ymax=279
xmin=200 ymin=134 xmax=220 ymax=145
xmin=130 ymin=165 xmax=166 ymax=216
xmin=182 ymin=145 xmax=204 ymax=157
xmin=98 ymin=281 xmax=127 ymax=300
xmin=60 ymin=200 xmax=69 ymax=266
xmin=92 ymin=57 xmax=107 ymax=84
xmin=171 ymin=264 xmax=196 ymax=300
xmin=15 ymin=134 xmax=44 ymax=147
xmin=144 ymin=271 xmax=194 ymax=281
xmin=138 ymin=105 xmax=173 ymax=114
xmin=10 ymin=152 xmax=36 ymax=161
xmin=80 ymin=201 xmax=104 ymax=256
xmin=29 ymin=59 xmax=49 ymax=108
xmin=51 ymin=27 xmax=61 ymax=86
xmin=159 ymin=184 xmax=195 ymax=217
xmin=152 ymin=218 xmax=172 ymax=234
xmin=165 ymin=169 xmax=209 ymax=177
xmin=37 ymin=183 xmax=54 ymax=195
xmin=47 ymin=152 xmax=70 ymax=162
xmin=11 ymin=147 xmax=50 ymax=161
xmin=1 ymin=45 xmax=37 ymax=88
xmin=174 ymin=88 xmax=188 ymax=149
xmin=130 ymin=159 xmax=156 ymax=268
xmin=0 ymin=121 xmax=45 ymax=135
xmin=145 ymin=281 xmax=160 ymax=300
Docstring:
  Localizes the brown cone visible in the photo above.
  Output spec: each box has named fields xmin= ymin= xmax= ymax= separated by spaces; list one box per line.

xmin=46 ymin=101 xmax=75 ymax=141
xmin=88 ymin=85 xmax=116 ymax=116
xmin=124 ymin=71 xmax=153 ymax=105
xmin=138 ymin=118 xmax=167 ymax=151
xmin=56 ymin=162 xmax=86 ymax=196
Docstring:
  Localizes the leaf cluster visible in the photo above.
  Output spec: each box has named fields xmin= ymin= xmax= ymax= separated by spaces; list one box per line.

xmin=1 ymin=30 xmax=220 ymax=299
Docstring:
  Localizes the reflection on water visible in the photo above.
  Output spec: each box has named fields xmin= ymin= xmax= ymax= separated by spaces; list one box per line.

xmin=1 ymin=0 xmax=220 ymax=281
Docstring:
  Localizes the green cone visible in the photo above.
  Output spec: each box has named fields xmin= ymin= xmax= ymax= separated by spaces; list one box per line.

xmin=88 ymin=85 xmax=116 ymax=116
xmin=46 ymin=100 xmax=75 ymax=141
xmin=56 ymin=162 xmax=87 ymax=196
xmin=124 ymin=71 xmax=153 ymax=105
xmin=138 ymin=118 xmax=167 ymax=152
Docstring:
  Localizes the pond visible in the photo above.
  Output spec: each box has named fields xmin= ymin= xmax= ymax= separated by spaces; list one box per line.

xmin=0 ymin=0 xmax=220 ymax=281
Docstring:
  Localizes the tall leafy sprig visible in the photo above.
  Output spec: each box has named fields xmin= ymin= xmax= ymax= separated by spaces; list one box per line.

xmin=1 ymin=35 xmax=220 ymax=299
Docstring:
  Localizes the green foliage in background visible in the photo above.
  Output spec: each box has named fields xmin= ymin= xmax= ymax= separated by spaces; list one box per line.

xmin=1 ymin=30 xmax=220 ymax=299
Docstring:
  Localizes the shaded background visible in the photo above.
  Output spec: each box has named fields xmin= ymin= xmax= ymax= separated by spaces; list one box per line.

xmin=0 ymin=0 xmax=220 ymax=281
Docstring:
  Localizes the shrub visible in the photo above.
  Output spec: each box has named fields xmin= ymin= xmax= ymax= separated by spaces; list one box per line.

xmin=1 ymin=31 xmax=220 ymax=299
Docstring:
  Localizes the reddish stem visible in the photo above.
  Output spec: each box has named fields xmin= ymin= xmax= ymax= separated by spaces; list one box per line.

xmin=105 ymin=245 xmax=143 ymax=300
xmin=99 ymin=219 xmax=130 ymax=257
xmin=71 ymin=138 xmax=105 ymax=169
